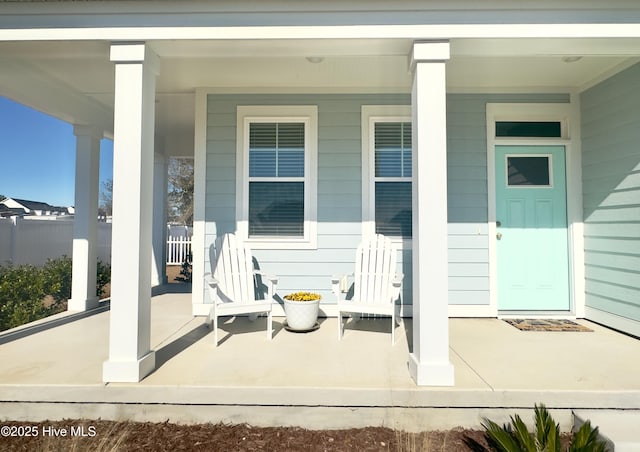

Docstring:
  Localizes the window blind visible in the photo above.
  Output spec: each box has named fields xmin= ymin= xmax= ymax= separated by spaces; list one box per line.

xmin=248 ymin=121 xmax=306 ymax=237
xmin=374 ymin=122 xmax=412 ymax=178
xmin=249 ymin=182 xmax=304 ymax=236
xmin=375 ymin=182 xmax=412 ymax=237
xmin=374 ymin=121 xmax=412 ymax=238
xmin=249 ymin=123 xmax=305 ymax=178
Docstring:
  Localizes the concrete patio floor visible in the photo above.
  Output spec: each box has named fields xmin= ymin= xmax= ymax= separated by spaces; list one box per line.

xmin=1 ymin=291 xmax=639 ymax=431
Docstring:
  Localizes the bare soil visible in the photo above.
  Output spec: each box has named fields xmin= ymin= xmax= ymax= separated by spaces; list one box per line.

xmin=166 ymin=265 xmax=186 ymax=284
xmin=0 ymin=420 xmax=492 ymax=452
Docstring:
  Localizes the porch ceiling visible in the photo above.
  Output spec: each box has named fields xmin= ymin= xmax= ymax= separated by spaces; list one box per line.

xmin=0 ymin=37 xmax=637 ymax=156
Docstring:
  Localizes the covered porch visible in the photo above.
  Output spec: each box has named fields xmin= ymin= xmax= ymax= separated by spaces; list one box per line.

xmin=0 ymin=292 xmax=639 ymax=431
xmin=1 ymin=1 xmax=640 ymax=389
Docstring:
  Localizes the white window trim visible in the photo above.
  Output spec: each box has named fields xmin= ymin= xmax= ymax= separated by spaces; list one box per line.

xmin=236 ymin=105 xmax=318 ymax=249
xmin=361 ymin=105 xmax=412 ymax=246
xmin=491 ymin=103 xmax=571 ymax=142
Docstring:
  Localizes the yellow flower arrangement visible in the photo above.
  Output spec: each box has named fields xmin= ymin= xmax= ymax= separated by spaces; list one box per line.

xmin=283 ymin=291 xmax=322 ymax=302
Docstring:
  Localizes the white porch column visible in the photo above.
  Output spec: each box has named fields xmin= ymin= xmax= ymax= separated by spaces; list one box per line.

xmin=151 ymin=150 xmax=168 ymax=287
xmin=408 ymin=41 xmax=455 ymax=386
xmin=68 ymin=125 xmax=102 ymax=312
xmin=103 ymin=42 xmax=159 ymax=383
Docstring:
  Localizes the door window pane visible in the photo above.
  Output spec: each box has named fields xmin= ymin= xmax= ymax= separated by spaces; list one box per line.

xmin=507 ymin=156 xmax=550 ymax=186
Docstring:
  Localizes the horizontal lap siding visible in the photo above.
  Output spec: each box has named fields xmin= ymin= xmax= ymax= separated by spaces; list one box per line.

xmin=581 ymin=63 xmax=640 ymax=330
xmin=205 ymin=94 xmax=406 ymax=303
xmin=205 ymin=93 xmax=567 ymax=308
xmin=446 ymin=97 xmax=489 ymax=305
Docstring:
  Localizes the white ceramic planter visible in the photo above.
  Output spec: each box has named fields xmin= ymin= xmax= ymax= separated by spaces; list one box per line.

xmin=284 ymin=299 xmax=319 ymax=331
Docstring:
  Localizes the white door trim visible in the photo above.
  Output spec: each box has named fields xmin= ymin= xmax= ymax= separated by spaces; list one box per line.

xmin=485 ymin=101 xmax=584 ymax=317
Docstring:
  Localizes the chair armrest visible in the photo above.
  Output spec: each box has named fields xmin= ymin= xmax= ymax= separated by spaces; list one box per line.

xmin=331 ymin=275 xmax=341 ymax=300
xmin=331 ymin=273 xmax=353 ymax=300
xmin=391 ymin=273 xmax=404 ymax=300
xmin=255 ymin=270 xmax=278 ymax=284
xmin=204 ymin=273 xmax=219 ymax=289
xmin=254 ymin=270 xmax=278 ymax=299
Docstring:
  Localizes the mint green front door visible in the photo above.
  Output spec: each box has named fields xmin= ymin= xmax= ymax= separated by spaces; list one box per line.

xmin=495 ymin=146 xmax=570 ymax=311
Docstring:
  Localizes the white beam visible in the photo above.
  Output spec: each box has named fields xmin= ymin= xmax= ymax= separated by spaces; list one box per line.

xmin=4 ymin=24 xmax=640 ymax=42
xmin=408 ymin=41 xmax=455 ymax=386
xmin=103 ymin=43 xmax=159 ymax=383
xmin=68 ymin=125 xmax=102 ymax=312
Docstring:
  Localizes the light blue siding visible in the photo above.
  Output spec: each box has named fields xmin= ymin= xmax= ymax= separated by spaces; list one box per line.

xmin=205 ymin=94 xmax=403 ymax=302
xmin=581 ymin=62 xmax=640 ymax=330
xmin=205 ymin=92 xmax=568 ymax=308
xmin=445 ymin=93 xmax=569 ymax=305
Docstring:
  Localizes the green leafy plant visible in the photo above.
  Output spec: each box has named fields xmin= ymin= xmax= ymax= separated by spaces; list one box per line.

xmin=0 ymin=257 xmax=111 ymax=331
xmin=465 ymin=404 xmax=608 ymax=452
xmin=571 ymin=420 xmax=608 ymax=452
xmin=96 ymin=260 xmax=111 ymax=298
xmin=41 ymin=256 xmax=73 ymax=303
xmin=0 ymin=263 xmax=49 ymax=330
xmin=178 ymin=251 xmax=192 ymax=283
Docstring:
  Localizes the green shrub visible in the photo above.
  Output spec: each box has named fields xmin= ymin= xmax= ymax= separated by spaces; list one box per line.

xmin=0 ymin=263 xmax=49 ymax=331
xmin=96 ymin=260 xmax=111 ymax=298
xmin=466 ymin=404 xmax=608 ymax=452
xmin=0 ymin=257 xmax=111 ymax=331
xmin=41 ymin=256 xmax=73 ymax=303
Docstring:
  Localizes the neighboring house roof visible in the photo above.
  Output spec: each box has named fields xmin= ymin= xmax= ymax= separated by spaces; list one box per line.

xmin=0 ymin=204 xmax=26 ymax=218
xmin=0 ymin=198 xmax=71 ymax=215
xmin=8 ymin=198 xmax=54 ymax=212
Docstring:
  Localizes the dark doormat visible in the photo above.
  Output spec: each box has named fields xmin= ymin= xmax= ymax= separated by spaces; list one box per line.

xmin=504 ymin=319 xmax=593 ymax=332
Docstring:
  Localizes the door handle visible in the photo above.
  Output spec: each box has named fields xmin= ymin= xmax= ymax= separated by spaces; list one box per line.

xmin=496 ymin=232 xmax=503 ymax=240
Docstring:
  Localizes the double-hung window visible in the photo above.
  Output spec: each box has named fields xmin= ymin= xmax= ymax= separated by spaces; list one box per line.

xmin=362 ymin=106 xmax=412 ymax=240
xmin=237 ymin=106 xmax=317 ymax=249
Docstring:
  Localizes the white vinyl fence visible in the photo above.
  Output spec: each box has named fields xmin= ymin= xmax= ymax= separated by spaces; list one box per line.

xmin=166 ymin=235 xmax=192 ymax=265
xmin=166 ymin=224 xmax=192 ymax=265
xmin=0 ymin=217 xmax=112 ymax=266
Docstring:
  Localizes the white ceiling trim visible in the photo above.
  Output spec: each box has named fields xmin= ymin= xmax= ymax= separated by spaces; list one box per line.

xmin=3 ymin=24 xmax=640 ymax=42
xmin=0 ymin=58 xmax=113 ymax=131
xmin=577 ymin=57 xmax=640 ymax=92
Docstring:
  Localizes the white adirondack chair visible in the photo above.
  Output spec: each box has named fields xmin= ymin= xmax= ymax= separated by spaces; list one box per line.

xmin=333 ymin=234 xmax=404 ymax=344
xmin=205 ymin=233 xmax=277 ymax=346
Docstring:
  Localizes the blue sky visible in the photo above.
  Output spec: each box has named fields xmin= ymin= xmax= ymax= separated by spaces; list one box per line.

xmin=0 ymin=96 xmax=113 ymax=207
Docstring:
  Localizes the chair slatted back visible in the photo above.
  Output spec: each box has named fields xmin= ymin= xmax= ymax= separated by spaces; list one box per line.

xmin=354 ymin=234 xmax=397 ymax=304
xmin=213 ymin=233 xmax=255 ymax=303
